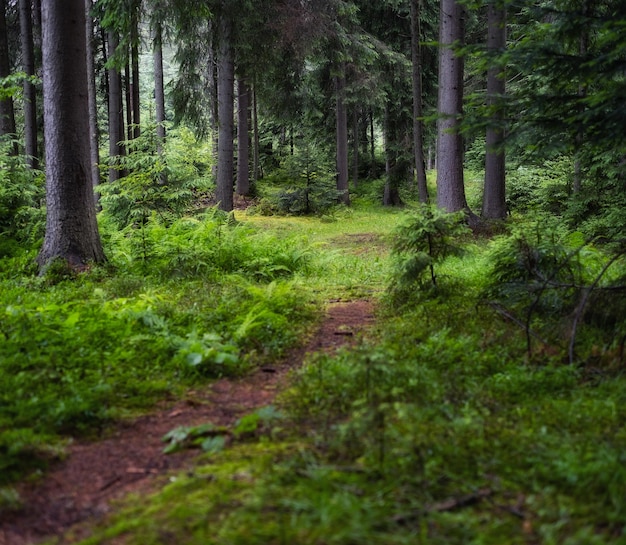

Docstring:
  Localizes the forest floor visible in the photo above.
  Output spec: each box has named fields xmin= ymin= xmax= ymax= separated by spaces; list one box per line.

xmin=0 ymin=299 xmax=375 ymax=545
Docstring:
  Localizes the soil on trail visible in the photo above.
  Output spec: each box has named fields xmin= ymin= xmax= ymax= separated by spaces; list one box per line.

xmin=0 ymin=300 xmax=374 ymax=545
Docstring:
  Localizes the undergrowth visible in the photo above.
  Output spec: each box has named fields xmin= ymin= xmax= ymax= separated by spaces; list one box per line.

xmin=0 ymin=211 xmax=318 ymax=489
xmin=69 ymin=213 xmax=626 ymax=545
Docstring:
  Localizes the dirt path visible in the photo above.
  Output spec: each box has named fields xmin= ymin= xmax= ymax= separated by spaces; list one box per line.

xmin=0 ymin=300 xmax=375 ymax=545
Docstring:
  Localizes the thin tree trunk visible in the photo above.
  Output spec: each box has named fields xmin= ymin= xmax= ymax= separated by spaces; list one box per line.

xmin=436 ymin=0 xmax=471 ymax=215
xmin=482 ymin=1 xmax=507 ymax=219
xmin=125 ymin=62 xmax=132 ymax=141
xmin=252 ymin=80 xmax=260 ymax=182
xmin=215 ymin=12 xmax=234 ymax=212
xmin=107 ymin=31 xmax=124 ymax=183
xmin=236 ymin=76 xmax=250 ymax=196
xmin=0 ymin=0 xmax=17 ymax=153
xmin=20 ymin=0 xmax=38 ymax=169
xmin=335 ymin=71 xmax=350 ymax=205
xmin=369 ymin=109 xmax=375 ymax=173
xmin=38 ymin=0 xmax=105 ymax=268
xmin=208 ymin=20 xmax=218 ymax=176
xmin=85 ymin=0 xmax=100 ymax=189
xmin=411 ymin=0 xmax=429 ymax=203
xmin=383 ymin=105 xmax=404 ymax=207
xmin=573 ymin=1 xmax=590 ymax=194
xmin=352 ymin=107 xmax=359 ymax=188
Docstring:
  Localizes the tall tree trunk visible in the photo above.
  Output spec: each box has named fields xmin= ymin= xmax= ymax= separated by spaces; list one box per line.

xmin=482 ymin=1 xmax=507 ymax=219
xmin=252 ymin=80 xmax=260 ymax=182
xmin=107 ymin=31 xmax=124 ymax=183
xmin=335 ymin=71 xmax=350 ymax=205
xmin=352 ymin=107 xmax=359 ymax=189
xmin=130 ymin=9 xmax=140 ymax=139
xmin=573 ymin=1 xmax=590 ymax=194
xmin=369 ymin=109 xmax=376 ymax=176
xmin=383 ymin=105 xmax=405 ymax=207
xmin=436 ymin=0 xmax=470 ymax=215
xmin=153 ymin=20 xmax=166 ymax=143
xmin=125 ymin=62 xmax=132 ymax=141
xmin=85 ymin=0 xmax=100 ymax=189
xmin=208 ymin=20 xmax=219 ymax=176
xmin=0 ymin=0 xmax=17 ymax=154
xmin=236 ymin=76 xmax=250 ymax=196
xmin=38 ymin=0 xmax=105 ymax=269
xmin=411 ymin=0 xmax=429 ymax=203
xmin=215 ymin=12 xmax=234 ymax=212
xmin=19 ymin=0 xmax=38 ymax=169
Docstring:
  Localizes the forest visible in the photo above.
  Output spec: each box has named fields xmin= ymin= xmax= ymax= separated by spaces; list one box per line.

xmin=1 ymin=0 xmax=626 ymax=543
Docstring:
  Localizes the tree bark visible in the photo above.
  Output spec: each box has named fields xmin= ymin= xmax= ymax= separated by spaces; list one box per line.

xmin=38 ymin=0 xmax=105 ymax=268
xmin=482 ymin=1 xmax=507 ymax=219
xmin=153 ymin=20 xmax=166 ymax=143
xmin=252 ymin=80 xmax=261 ymax=181
xmin=215 ymin=12 xmax=235 ymax=212
xmin=352 ymin=107 xmax=359 ymax=189
xmin=130 ymin=8 xmax=140 ymax=139
xmin=335 ymin=71 xmax=350 ymax=205
xmin=19 ymin=0 xmax=38 ymax=169
xmin=236 ymin=76 xmax=250 ymax=196
xmin=85 ymin=0 xmax=100 ymax=189
xmin=383 ymin=105 xmax=405 ymax=207
xmin=0 ymin=0 xmax=17 ymax=153
xmin=125 ymin=62 xmax=132 ymax=141
xmin=436 ymin=0 xmax=470 ymax=214
xmin=107 ymin=31 xmax=124 ymax=183
xmin=411 ymin=0 xmax=429 ymax=203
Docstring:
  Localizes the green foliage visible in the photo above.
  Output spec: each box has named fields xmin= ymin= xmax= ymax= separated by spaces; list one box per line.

xmin=162 ymin=422 xmax=229 ymax=454
xmin=0 ymin=138 xmax=45 ymax=253
xmin=505 ymin=157 xmax=573 ymax=215
xmin=0 ymin=72 xmax=39 ymax=100
xmin=483 ymin=221 xmax=626 ymax=363
xmin=0 ymin=207 xmax=319 ymax=484
xmin=253 ymin=139 xmax=343 ymax=216
xmin=100 ymin=211 xmax=313 ymax=282
xmin=98 ymin=125 xmax=212 ymax=228
xmin=77 ymin=265 xmax=626 ymax=545
xmin=388 ymin=205 xmax=469 ymax=301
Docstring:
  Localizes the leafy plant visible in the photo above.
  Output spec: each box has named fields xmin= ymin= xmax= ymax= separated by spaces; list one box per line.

xmin=387 ymin=205 xmax=469 ymax=302
xmin=259 ymin=137 xmax=342 ymax=216
xmin=98 ymin=124 xmax=212 ymax=229
xmin=0 ymin=137 xmax=45 ymax=253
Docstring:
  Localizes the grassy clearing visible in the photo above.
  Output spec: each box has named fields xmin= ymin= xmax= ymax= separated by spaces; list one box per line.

xmin=64 ymin=204 xmax=626 ymax=545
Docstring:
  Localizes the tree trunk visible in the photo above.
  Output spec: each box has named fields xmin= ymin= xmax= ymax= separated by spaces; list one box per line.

xmin=130 ymin=9 xmax=140 ymax=139
xmin=107 ymin=31 xmax=124 ymax=183
xmin=38 ymin=0 xmax=105 ymax=269
xmin=482 ymin=1 xmax=507 ymax=219
xmin=411 ymin=0 xmax=429 ymax=203
xmin=352 ymin=107 xmax=359 ymax=189
xmin=236 ymin=76 xmax=250 ymax=196
xmin=436 ymin=0 xmax=470 ymax=215
xmin=215 ymin=12 xmax=234 ymax=212
xmin=0 ymin=0 xmax=17 ymax=153
xmin=335 ymin=71 xmax=350 ymax=205
xmin=252 ymin=80 xmax=261 ymax=181
xmin=382 ymin=105 xmax=405 ymax=207
xmin=125 ymin=62 xmax=132 ymax=141
xmin=19 ymin=0 xmax=38 ymax=169
xmin=208 ymin=19 xmax=219 ymax=177
xmin=85 ymin=0 xmax=100 ymax=189
xmin=154 ymin=20 xmax=166 ymax=140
